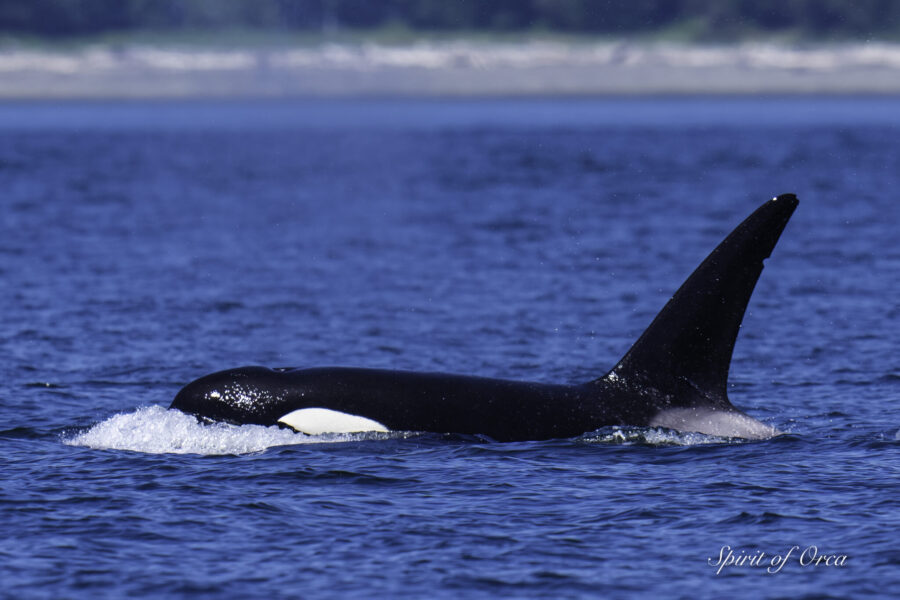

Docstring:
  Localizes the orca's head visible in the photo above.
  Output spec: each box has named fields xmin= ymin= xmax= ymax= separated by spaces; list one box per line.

xmin=171 ymin=366 xmax=287 ymax=426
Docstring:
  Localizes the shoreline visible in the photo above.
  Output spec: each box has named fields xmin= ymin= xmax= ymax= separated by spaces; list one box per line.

xmin=3 ymin=39 xmax=900 ymax=98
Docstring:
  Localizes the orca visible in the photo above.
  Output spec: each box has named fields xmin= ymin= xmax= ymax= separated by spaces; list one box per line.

xmin=171 ymin=195 xmax=798 ymax=442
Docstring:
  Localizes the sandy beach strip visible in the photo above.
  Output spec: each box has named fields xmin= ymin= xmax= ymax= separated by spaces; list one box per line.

xmin=2 ymin=40 xmax=900 ymax=98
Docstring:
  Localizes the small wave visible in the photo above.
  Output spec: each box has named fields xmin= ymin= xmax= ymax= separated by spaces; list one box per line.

xmin=580 ymin=426 xmax=740 ymax=446
xmin=63 ymin=406 xmax=401 ymax=455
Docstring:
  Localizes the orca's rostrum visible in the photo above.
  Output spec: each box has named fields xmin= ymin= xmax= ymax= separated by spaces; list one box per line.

xmin=172 ymin=195 xmax=799 ymax=441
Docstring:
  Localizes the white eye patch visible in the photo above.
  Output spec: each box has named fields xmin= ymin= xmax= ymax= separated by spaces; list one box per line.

xmin=277 ymin=408 xmax=389 ymax=435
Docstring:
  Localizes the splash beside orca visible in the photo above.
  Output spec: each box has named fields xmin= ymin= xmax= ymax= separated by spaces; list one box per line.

xmin=171 ymin=195 xmax=798 ymax=441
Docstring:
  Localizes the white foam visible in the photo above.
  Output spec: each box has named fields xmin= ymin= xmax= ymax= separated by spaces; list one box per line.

xmin=582 ymin=426 xmax=735 ymax=446
xmin=64 ymin=406 xmax=395 ymax=455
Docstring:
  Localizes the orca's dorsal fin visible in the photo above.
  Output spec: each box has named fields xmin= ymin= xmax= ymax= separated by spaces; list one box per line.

xmin=603 ymin=195 xmax=798 ymax=408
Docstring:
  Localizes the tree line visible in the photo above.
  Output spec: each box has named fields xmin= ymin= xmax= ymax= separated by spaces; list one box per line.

xmin=1 ymin=0 xmax=898 ymax=38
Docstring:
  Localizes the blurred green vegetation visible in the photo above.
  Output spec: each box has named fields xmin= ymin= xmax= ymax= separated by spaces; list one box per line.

xmin=1 ymin=0 xmax=898 ymax=41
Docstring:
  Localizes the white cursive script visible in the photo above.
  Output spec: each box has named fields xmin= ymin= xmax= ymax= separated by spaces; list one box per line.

xmin=708 ymin=545 xmax=848 ymax=575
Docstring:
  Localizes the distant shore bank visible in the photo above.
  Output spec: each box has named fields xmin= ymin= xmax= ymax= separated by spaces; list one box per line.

xmin=3 ymin=40 xmax=900 ymax=98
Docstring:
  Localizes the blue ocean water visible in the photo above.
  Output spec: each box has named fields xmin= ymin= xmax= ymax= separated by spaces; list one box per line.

xmin=0 ymin=97 xmax=898 ymax=599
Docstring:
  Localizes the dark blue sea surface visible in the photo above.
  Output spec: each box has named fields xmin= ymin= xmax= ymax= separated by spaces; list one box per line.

xmin=1 ymin=97 xmax=898 ymax=599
